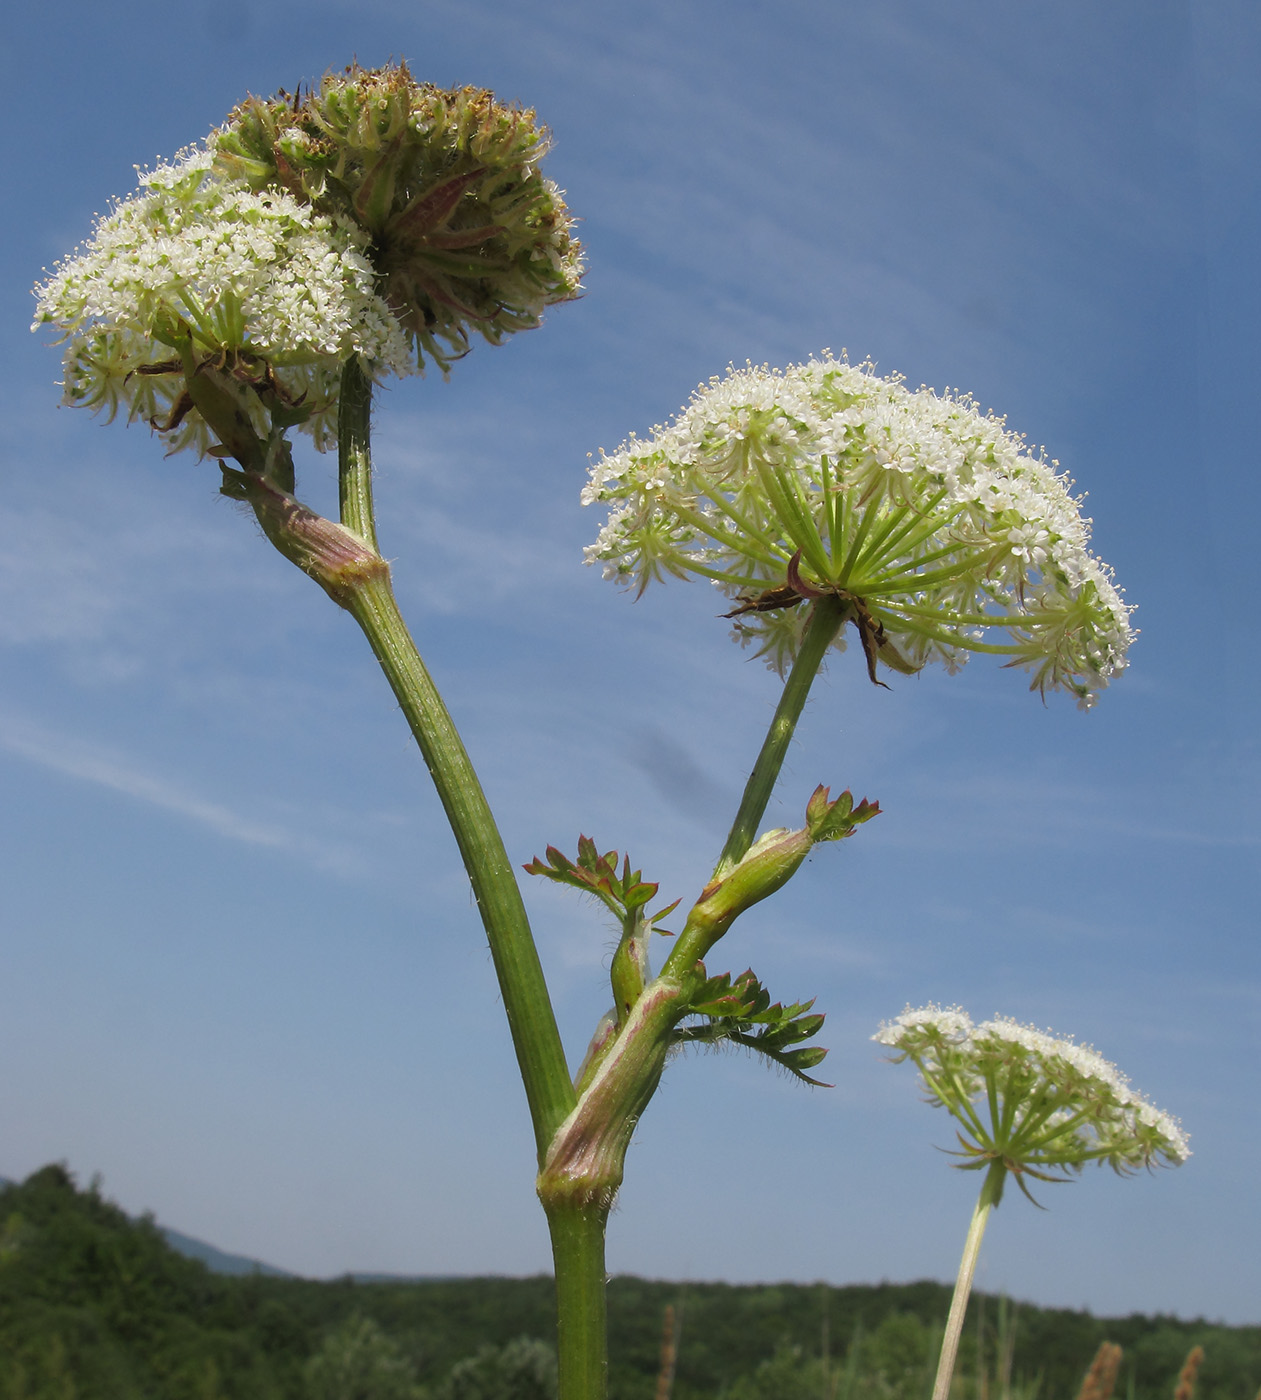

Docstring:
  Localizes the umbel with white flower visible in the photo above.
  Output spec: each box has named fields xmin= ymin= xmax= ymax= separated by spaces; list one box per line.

xmin=33 ymin=149 xmax=415 ymax=456
xmin=33 ymin=62 xmax=582 ymax=474
xmin=585 ymin=356 xmax=1133 ymax=707
xmin=32 ymin=60 xmax=1170 ymax=1400
xmin=876 ymin=1005 xmax=1188 ymax=1400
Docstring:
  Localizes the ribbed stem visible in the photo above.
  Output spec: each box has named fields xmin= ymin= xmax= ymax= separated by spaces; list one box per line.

xmin=714 ymin=596 xmax=850 ymax=875
xmin=204 ymin=368 xmax=604 ymax=1397
xmin=932 ymin=1162 xmax=1005 ymax=1400
xmin=338 ymin=357 xmax=378 ymax=550
xmin=343 ymin=572 xmax=575 ymax=1151
xmin=329 ymin=373 xmax=607 ymax=1394
xmin=326 ymin=368 xmax=575 ymax=1154
xmin=546 ymin=1204 xmax=610 ymax=1400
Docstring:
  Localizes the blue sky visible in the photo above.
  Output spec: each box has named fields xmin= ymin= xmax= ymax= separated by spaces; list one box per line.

xmin=2 ymin=0 xmax=1258 ymax=1326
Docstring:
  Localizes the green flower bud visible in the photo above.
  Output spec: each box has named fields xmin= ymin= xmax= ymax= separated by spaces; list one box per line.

xmin=693 ymin=785 xmax=879 ymax=937
xmin=215 ymin=63 xmax=584 ymax=373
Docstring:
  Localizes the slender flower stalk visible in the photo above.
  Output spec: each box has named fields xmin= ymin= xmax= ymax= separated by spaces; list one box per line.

xmin=936 ymin=1160 xmax=1005 ymax=1400
xmin=875 ymin=1005 xmax=1189 ymax=1400
xmin=327 ymin=390 xmax=600 ymax=1397
xmin=713 ymin=595 xmax=850 ymax=876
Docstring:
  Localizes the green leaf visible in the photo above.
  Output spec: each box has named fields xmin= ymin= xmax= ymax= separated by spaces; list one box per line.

xmin=523 ymin=838 xmax=664 ymax=921
xmin=674 ymin=969 xmax=830 ymax=1085
xmin=805 ymin=784 xmax=881 ymax=842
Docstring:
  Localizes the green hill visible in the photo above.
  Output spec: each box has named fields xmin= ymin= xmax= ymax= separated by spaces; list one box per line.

xmin=0 ymin=1167 xmax=1256 ymax=1400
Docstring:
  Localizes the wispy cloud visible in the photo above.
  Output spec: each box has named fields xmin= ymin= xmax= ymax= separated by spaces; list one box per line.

xmin=0 ymin=709 xmax=365 ymax=874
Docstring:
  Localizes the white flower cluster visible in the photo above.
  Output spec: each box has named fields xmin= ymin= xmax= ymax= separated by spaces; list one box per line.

xmin=584 ymin=356 xmax=1134 ymax=706
xmin=32 ymin=148 xmax=416 ymax=455
xmin=875 ymin=1004 xmax=1190 ymax=1173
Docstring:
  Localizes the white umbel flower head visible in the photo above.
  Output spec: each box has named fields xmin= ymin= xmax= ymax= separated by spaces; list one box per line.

xmin=584 ymin=356 xmax=1134 ymax=707
xmin=875 ymin=1003 xmax=1189 ymax=1199
xmin=32 ymin=147 xmax=416 ymax=455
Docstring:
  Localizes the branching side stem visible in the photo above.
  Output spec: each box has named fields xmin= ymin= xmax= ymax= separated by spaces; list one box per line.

xmin=713 ymin=596 xmax=850 ymax=876
xmin=208 ymin=368 xmax=862 ymax=1400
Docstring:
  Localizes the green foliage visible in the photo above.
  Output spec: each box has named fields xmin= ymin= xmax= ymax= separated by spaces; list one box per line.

xmin=1 ymin=1167 xmax=1257 ymax=1400
xmin=724 ymin=1342 xmax=827 ymax=1400
xmin=0 ymin=1165 xmax=299 ymax=1399
xmin=436 ymin=1339 xmax=556 ymax=1400
xmin=804 ymin=785 xmax=881 ymax=844
xmin=523 ymin=839 xmax=678 ymax=928
xmin=304 ymin=1314 xmax=423 ymax=1400
xmin=675 ymin=969 xmax=830 ymax=1085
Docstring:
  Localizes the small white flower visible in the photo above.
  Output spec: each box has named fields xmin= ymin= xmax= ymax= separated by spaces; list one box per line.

xmin=876 ymin=1003 xmax=1190 ymax=1190
xmin=874 ymin=1003 xmax=973 ymax=1046
xmin=32 ymin=146 xmax=416 ymax=456
xmin=585 ymin=356 xmax=1134 ymax=707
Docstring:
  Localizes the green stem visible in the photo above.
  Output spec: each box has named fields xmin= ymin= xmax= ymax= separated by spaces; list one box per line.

xmin=343 ymin=572 xmax=575 ymax=1151
xmin=204 ymin=370 xmax=597 ymax=1392
xmin=325 ymin=369 xmax=574 ymax=1154
xmin=338 ymin=357 xmax=378 ymax=550
xmin=714 ymin=596 xmax=850 ymax=876
xmin=546 ymin=1204 xmax=610 ymax=1400
xmin=932 ymin=1162 xmax=1005 ymax=1400
xmin=329 ymin=383 xmax=609 ymax=1395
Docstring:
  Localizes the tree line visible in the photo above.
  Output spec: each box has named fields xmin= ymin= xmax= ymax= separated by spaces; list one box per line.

xmin=0 ymin=1168 xmax=1255 ymax=1400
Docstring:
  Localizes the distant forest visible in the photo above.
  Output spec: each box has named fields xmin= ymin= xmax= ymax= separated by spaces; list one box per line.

xmin=0 ymin=1166 xmax=1256 ymax=1400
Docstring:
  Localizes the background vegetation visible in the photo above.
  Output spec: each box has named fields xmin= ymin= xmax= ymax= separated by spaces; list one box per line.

xmin=1 ymin=1169 xmax=1255 ymax=1400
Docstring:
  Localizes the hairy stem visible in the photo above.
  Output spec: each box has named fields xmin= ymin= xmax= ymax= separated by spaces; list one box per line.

xmin=205 ymin=368 xmax=601 ymax=1394
xmin=714 ymin=596 xmax=850 ymax=876
xmin=327 ymin=377 xmax=572 ymax=1152
xmin=330 ymin=382 xmax=616 ymax=1394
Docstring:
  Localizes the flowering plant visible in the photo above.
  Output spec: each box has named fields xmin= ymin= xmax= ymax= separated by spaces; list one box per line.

xmin=214 ymin=62 xmax=584 ymax=371
xmin=31 ymin=61 xmax=1180 ymax=1400
xmin=584 ymin=357 xmax=1132 ymax=705
xmin=874 ymin=1004 xmax=1189 ymax=1189
xmin=32 ymin=149 xmax=414 ymax=455
xmin=876 ymin=1005 xmax=1188 ymax=1400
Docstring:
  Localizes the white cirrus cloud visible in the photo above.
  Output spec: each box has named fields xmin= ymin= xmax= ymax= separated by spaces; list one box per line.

xmin=0 ymin=708 xmax=365 ymax=874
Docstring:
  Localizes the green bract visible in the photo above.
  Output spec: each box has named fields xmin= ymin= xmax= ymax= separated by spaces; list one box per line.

xmin=584 ymin=356 xmax=1134 ymax=706
xmin=214 ymin=63 xmax=585 ymax=373
xmin=874 ymin=1004 xmax=1189 ymax=1202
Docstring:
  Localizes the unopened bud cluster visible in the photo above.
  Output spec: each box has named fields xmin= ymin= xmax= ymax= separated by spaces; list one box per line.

xmin=215 ymin=63 xmax=584 ymax=372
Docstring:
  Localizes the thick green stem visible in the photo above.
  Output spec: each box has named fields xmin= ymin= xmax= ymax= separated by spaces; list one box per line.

xmin=328 ymin=373 xmax=608 ymax=1394
xmin=206 ymin=369 xmax=598 ymax=1394
xmin=344 ymin=572 xmax=575 ymax=1151
xmin=546 ymin=1204 xmax=610 ymax=1400
xmin=714 ymin=596 xmax=850 ymax=876
xmin=325 ymin=368 xmax=575 ymax=1155
xmin=932 ymin=1162 xmax=1005 ymax=1400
